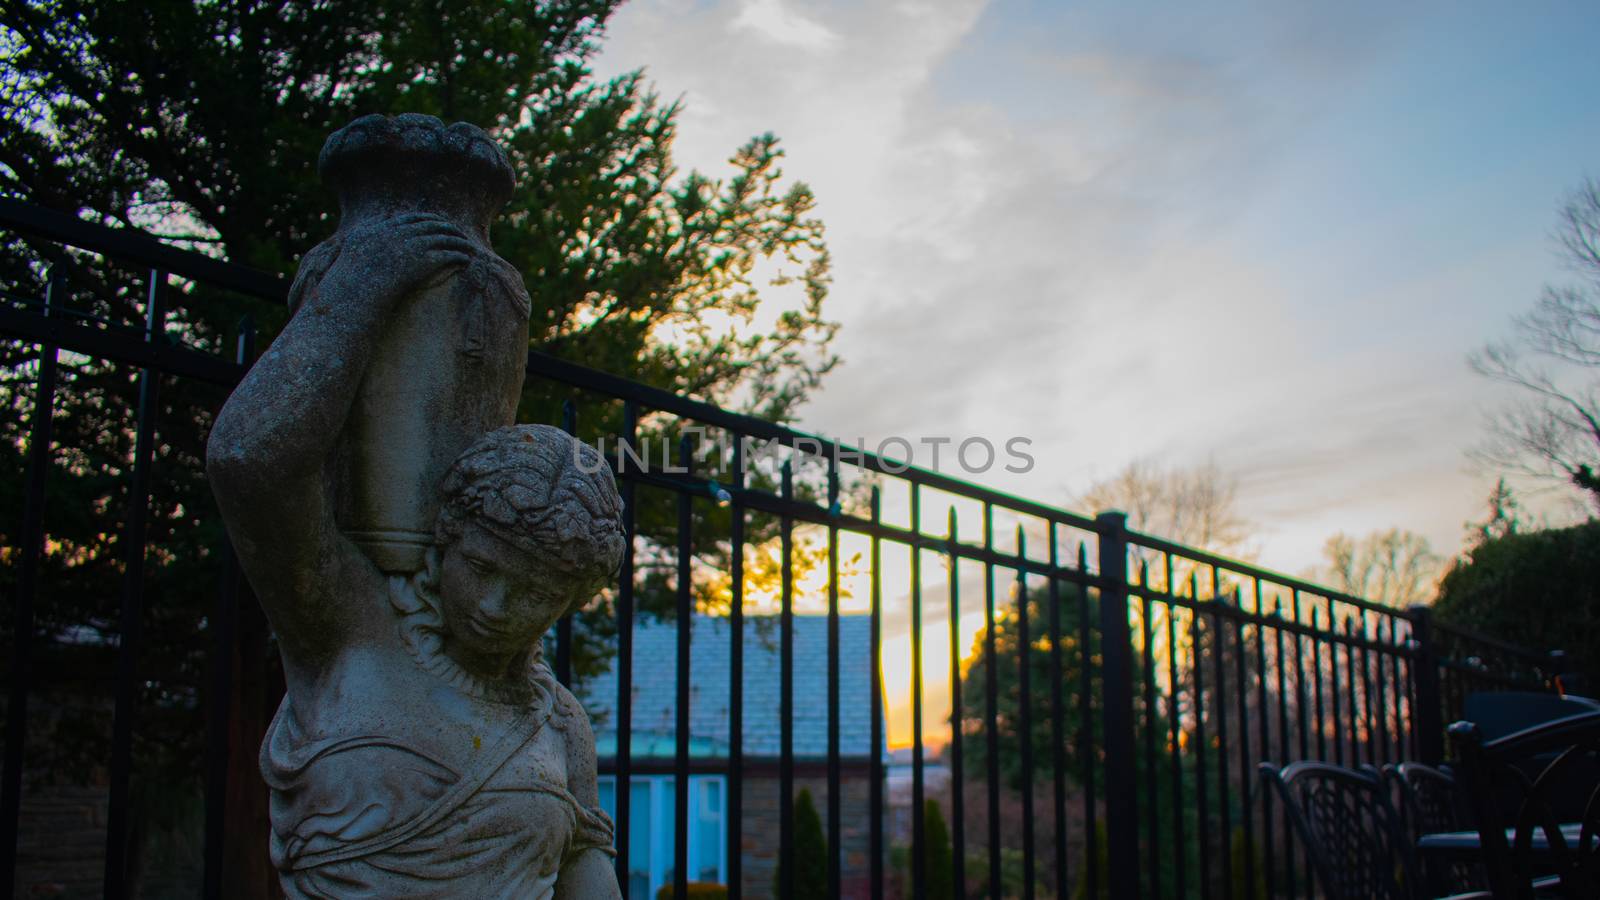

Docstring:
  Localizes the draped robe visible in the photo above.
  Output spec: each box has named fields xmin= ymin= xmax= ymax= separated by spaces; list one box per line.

xmin=260 ymin=579 xmax=613 ymax=899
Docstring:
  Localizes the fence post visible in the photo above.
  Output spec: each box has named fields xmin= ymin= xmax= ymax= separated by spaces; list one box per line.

xmin=1096 ymin=512 xmax=1140 ymax=900
xmin=1 ymin=269 xmax=62 ymax=895
xmin=1407 ymin=605 xmax=1446 ymax=765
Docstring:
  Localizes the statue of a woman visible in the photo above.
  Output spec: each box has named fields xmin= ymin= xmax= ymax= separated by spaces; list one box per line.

xmin=206 ymin=126 xmax=626 ymax=897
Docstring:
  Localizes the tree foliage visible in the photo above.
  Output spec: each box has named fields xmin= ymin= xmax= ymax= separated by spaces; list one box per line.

xmin=1472 ymin=177 xmax=1600 ymax=508
xmin=1465 ymin=477 xmax=1525 ymax=549
xmin=922 ymin=799 xmax=956 ymax=900
xmin=957 ymin=583 xmax=1101 ymax=793
xmin=1433 ymin=519 xmax=1600 ymax=692
xmin=959 ymin=578 xmax=1264 ymax=899
xmin=1070 ymin=821 xmax=1109 ymax=900
xmin=773 ymin=787 xmax=828 ymax=900
xmin=1 ymin=0 xmax=835 ymax=414
xmin=0 ymin=0 xmax=838 ymax=831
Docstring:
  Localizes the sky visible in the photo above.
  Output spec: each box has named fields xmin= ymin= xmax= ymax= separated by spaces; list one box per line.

xmin=592 ymin=1 xmax=1600 ymax=744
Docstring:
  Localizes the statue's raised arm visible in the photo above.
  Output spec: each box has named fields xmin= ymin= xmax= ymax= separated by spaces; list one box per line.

xmin=207 ymin=213 xmax=471 ymax=655
xmin=206 ymin=115 xmax=531 ymax=672
xmin=206 ymin=116 xmax=624 ymax=897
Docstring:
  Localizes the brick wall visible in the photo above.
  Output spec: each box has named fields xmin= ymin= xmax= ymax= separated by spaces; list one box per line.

xmin=14 ymin=782 xmax=106 ymax=899
xmin=738 ymin=770 xmax=878 ymax=900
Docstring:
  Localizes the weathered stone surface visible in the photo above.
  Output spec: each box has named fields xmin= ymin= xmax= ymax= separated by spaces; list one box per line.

xmin=207 ymin=114 xmax=623 ymax=898
xmin=293 ymin=112 xmax=533 ymax=575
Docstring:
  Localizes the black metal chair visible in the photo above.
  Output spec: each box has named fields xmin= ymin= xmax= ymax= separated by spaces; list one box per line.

xmin=1392 ymin=763 xmax=1464 ymax=835
xmin=1260 ymin=761 xmax=1421 ymax=900
xmin=1462 ymin=692 xmax=1600 ymax=742
xmin=1384 ymin=762 xmax=1485 ymax=896
xmin=1449 ymin=711 xmax=1600 ymax=899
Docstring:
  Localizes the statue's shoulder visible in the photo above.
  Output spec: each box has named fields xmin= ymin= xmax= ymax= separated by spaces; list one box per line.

xmin=528 ymin=665 xmax=597 ymax=766
xmin=526 ymin=664 xmax=585 ymax=729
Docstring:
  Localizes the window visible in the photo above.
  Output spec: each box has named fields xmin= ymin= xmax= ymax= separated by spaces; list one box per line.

xmin=598 ymin=775 xmax=727 ymax=897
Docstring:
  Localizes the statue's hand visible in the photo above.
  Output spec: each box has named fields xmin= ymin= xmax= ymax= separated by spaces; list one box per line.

xmin=323 ymin=213 xmax=475 ymax=308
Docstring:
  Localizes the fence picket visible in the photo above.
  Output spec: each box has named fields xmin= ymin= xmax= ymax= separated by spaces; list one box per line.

xmin=0 ymin=199 xmax=1568 ymax=899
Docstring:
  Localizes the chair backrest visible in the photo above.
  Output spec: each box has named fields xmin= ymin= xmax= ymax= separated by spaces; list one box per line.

xmin=1260 ymin=761 xmax=1418 ymax=900
xmin=1449 ymin=711 xmax=1600 ymax=899
xmin=1385 ymin=762 xmax=1484 ymax=896
xmin=1393 ymin=762 xmax=1465 ymax=837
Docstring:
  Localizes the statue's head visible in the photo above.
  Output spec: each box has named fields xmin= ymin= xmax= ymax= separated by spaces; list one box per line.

xmin=422 ymin=424 xmax=624 ymax=678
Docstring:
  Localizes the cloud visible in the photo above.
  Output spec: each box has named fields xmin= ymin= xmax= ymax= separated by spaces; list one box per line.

xmin=730 ymin=0 xmax=839 ymax=51
xmin=594 ymin=0 xmax=1594 ymax=574
xmin=594 ymin=0 xmax=1349 ymax=474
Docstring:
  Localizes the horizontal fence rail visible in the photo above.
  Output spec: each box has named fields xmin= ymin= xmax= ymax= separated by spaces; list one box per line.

xmin=0 ymin=201 xmax=1567 ymax=899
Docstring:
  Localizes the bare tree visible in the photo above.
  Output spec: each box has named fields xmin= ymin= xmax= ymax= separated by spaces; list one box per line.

xmin=1074 ymin=458 xmax=1253 ymax=554
xmin=1316 ymin=528 xmax=1442 ymax=607
xmin=1472 ymin=177 xmax=1600 ymax=508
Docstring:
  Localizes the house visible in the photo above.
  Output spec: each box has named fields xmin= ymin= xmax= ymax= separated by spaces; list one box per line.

xmin=580 ymin=613 xmax=885 ymax=898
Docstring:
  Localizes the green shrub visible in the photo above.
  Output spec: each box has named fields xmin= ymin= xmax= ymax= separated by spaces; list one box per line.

xmin=1433 ymin=520 xmax=1600 ymax=691
xmin=887 ymin=800 xmax=962 ymax=898
xmin=772 ymin=788 xmax=828 ymax=899
xmin=964 ymin=846 xmax=1038 ymax=899
xmin=923 ymin=800 xmax=955 ymax=900
xmin=1229 ymin=827 xmax=1266 ymax=900
xmin=1071 ymin=821 xmax=1109 ymax=900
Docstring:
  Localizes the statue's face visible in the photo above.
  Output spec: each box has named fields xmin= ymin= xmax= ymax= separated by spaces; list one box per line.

xmin=435 ymin=520 xmax=569 ymax=675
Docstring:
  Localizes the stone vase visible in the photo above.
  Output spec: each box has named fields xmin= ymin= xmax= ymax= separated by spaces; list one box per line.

xmin=302 ymin=113 xmax=532 ymax=573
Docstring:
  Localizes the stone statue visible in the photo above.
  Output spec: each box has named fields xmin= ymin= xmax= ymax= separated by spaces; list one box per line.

xmin=206 ymin=114 xmax=626 ymax=898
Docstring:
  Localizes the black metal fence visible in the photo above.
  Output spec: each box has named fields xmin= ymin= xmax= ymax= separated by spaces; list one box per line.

xmin=0 ymin=199 xmax=1566 ymax=899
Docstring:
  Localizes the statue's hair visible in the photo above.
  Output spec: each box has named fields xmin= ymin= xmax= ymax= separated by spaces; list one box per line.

xmin=435 ymin=425 xmax=625 ymax=608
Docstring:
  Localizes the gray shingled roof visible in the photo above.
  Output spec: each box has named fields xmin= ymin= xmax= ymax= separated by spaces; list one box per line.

xmin=578 ymin=614 xmax=882 ymax=760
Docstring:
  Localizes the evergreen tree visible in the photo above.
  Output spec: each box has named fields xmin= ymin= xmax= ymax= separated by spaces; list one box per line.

xmin=958 ymin=583 xmax=1101 ymax=791
xmin=923 ymin=799 xmax=956 ymax=900
xmin=1229 ymin=827 xmax=1267 ymax=900
xmin=961 ymin=580 xmax=1199 ymax=898
xmin=1465 ymin=478 xmax=1524 ymax=548
xmin=1070 ymin=821 xmax=1109 ymax=900
xmin=1 ymin=1 xmax=835 ymax=413
xmin=0 ymin=0 xmax=838 ymax=872
xmin=773 ymin=787 xmax=828 ymax=900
